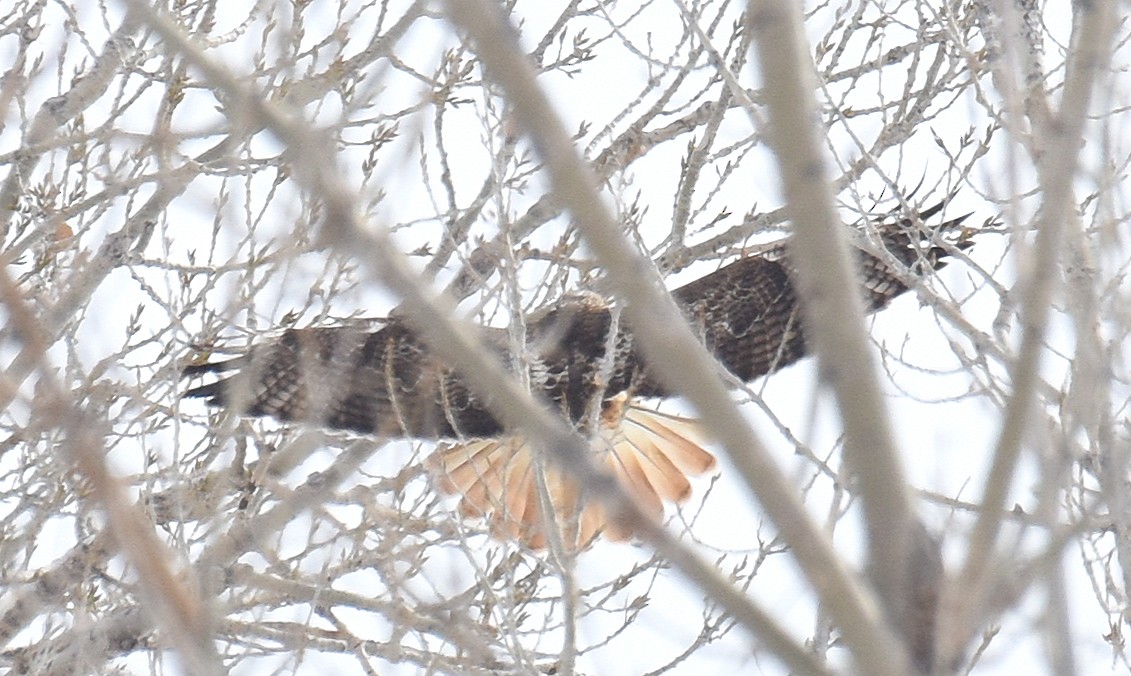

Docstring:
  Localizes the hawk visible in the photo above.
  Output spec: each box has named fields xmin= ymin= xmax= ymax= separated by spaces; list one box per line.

xmin=184 ymin=203 xmax=970 ymax=548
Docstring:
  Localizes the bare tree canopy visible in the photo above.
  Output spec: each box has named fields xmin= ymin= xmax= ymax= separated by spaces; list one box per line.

xmin=0 ymin=0 xmax=1127 ymax=675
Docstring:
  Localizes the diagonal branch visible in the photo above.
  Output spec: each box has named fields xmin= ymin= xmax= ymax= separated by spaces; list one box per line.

xmin=0 ymin=267 xmax=221 ymax=675
xmin=130 ymin=3 xmax=828 ymax=674
xmin=745 ymin=0 xmax=920 ymax=664
xmin=444 ymin=1 xmax=908 ymax=674
xmin=944 ymin=0 xmax=1119 ymax=664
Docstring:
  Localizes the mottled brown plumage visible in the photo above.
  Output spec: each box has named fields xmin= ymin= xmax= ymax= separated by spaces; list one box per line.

xmin=184 ymin=203 xmax=970 ymax=547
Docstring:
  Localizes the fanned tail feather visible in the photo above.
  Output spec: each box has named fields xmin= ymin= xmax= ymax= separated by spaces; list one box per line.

xmin=426 ymin=397 xmax=715 ymax=549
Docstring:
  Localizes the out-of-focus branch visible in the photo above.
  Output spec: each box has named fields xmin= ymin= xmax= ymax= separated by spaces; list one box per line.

xmin=0 ymin=19 xmax=138 ymax=241
xmin=0 ymin=535 xmax=112 ymax=648
xmin=944 ymin=0 xmax=1118 ymax=664
xmin=0 ymin=266 xmax=221 ymax=675
xmin=28 ymin=608 xmax=150 ymax=676
xmin=443 ymin=1 xmax=909 ymax=674
xmin=745 ymin=0 xmax=923 ymax=670
xmin=130 ymin=3 xmax=829 ymax=674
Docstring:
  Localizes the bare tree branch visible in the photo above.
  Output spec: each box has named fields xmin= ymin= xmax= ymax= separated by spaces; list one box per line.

xmin=945 ymin=0 xmax=1120 ymax=665
xmin=3 ymin=0 xmax=1128 ymax=673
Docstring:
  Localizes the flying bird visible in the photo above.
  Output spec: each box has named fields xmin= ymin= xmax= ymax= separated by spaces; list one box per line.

xmin=184 ymin=203 xmax=971 ymax=548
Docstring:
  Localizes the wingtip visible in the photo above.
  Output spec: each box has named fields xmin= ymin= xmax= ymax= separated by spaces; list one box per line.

xmin=182 ymin=380 xmax=225 ymax=402
xmin=182 ymin=352 xmax=251 ymax=407
xmin=182 ymin=356 xmax=245 ymax=378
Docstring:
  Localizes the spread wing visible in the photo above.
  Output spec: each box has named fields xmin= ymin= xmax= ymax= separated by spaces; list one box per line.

xmin=184 ymin=203 xmax=971 ymax=548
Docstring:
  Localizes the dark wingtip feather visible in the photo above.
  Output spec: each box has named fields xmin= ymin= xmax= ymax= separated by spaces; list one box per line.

xmin=183 ymin=355 xmax=247 ymax=405
xmin=907 ymin=201 xmax=970 ymax=232
xmin=917 ymin=200 xmax=947 ymax=222
xmin=182 ymin=379 xmax=228 ymax=403
xmin=182 ymin=357 xmax=245 ymax=378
